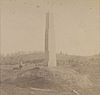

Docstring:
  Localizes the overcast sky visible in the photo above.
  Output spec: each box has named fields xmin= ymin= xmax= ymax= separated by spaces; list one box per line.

xmin=1 ymin=0 xmax=100 ymax=56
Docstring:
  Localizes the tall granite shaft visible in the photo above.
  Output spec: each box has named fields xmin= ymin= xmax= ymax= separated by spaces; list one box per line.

xmin=45 ymin=12 xmax=56 ymax=67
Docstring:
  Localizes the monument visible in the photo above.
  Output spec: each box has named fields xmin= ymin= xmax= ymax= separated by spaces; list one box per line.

xmin=45 ymin=12 xmax=56 ymax=67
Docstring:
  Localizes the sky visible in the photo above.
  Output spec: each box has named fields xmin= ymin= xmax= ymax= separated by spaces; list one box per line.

xmin=1 ymin=0 xmax=100 ymax=56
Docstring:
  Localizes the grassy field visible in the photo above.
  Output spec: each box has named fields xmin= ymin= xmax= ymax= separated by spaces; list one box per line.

xmin=0 ymin=53 xmax=100 ymax=95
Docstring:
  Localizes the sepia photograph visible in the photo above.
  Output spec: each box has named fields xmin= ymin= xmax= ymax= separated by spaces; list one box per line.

xmin=0 ymin=0 xmax=100 ymax=95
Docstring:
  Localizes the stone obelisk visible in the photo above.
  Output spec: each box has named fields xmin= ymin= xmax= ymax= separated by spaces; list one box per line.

xmin=45 ymin=12 xmax=56 ymax=67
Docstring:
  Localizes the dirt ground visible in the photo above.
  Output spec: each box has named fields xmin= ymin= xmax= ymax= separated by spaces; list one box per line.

xmin=0 ymin=64 xmax=100 ymax=95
